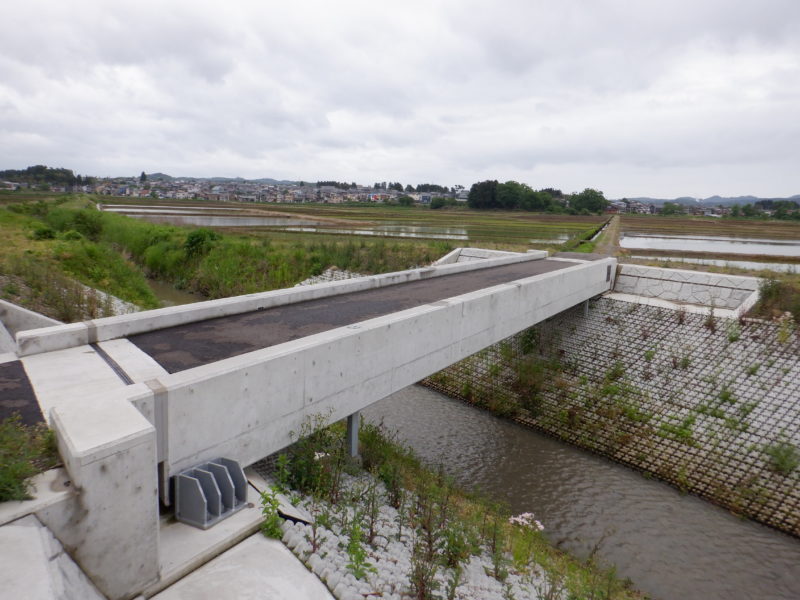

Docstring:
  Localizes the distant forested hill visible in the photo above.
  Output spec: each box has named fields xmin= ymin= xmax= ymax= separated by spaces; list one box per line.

xmin=0 ymin=165 xmax=77 ymax=185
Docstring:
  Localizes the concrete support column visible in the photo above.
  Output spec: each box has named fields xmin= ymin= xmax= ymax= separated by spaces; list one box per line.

xmin=346 ymin=411 xmax=360 ymax=458
xmin=583 ymin=299 xmax=589 ymax=317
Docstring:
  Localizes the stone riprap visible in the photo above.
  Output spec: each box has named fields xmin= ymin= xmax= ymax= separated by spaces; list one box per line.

xmin=295 ymin=268 xmax=366 ymax=287
xmin=612 ymin=264 xmax=759 ymax=312
xmin=424 ymin=297 xmax=800 ymax=537
xmin=259 ymin=472 xmax=552 ymax=600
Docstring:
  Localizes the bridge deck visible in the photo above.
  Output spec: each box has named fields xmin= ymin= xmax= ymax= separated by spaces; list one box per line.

xmin=129 ymin=258 xmax=580 ymax=374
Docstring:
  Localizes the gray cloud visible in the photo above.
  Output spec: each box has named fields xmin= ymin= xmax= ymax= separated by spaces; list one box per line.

xmin=1 ymin=0 xmax=798 ymax=197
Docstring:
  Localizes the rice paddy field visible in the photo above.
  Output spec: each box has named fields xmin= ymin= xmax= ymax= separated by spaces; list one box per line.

xmin=97 ymin=197 xmax=607 ymax=251
xmin=621 ymin=214 xmax=800 ymax=240
xmin=620 ymin=215 xmax=800 ymax=268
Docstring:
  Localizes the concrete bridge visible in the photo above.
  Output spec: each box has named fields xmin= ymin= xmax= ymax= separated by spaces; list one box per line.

xmin=0 ymin=248 xmax=616 ymax=599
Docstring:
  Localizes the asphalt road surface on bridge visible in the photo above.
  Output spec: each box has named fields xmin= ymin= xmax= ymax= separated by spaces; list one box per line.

xmin=130 ymin=258 xmax=581 ymax=374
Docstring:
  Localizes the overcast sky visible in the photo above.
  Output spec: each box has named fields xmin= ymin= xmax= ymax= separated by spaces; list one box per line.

xmin=1 ymin=1 xmax=798 ymax=198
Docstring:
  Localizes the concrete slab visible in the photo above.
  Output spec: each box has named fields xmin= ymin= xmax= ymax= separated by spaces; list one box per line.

xmin=151 ymin=533 xmax=334 ymax=600
xmin=21 ymin=345 xmax=128 ymax=425
xmin=0 ymin=515 xmax=105 ymax=600
xmin=145 ymin=483 xmax=265 ymax=597
xmin=0 ymin=468 xmax=73 ymax=527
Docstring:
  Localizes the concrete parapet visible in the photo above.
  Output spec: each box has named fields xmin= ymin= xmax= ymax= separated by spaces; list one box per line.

xmin=38 ymin=385 xmax=159 ymax=600
xmin=16 ymin=251 xmax=548 ymax=357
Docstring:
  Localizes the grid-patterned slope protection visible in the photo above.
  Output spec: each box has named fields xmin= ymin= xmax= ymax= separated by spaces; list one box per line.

xmin=423 ymin=297 xmax=800 ymax=537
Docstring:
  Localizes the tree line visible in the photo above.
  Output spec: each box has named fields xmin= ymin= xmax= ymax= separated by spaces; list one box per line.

xmin=0 ymin=165 xmax=95 ymax=186
xmin=467 ymin=180 xmax=608 ymax=214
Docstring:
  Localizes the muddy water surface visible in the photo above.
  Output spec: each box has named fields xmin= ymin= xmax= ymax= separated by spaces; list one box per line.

xmin=364 ymin=386 xmax=800 ymax=600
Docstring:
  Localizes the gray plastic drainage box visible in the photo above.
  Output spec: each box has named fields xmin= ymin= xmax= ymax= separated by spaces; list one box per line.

xmin=174 ymin=457 xmax=248 ymax=529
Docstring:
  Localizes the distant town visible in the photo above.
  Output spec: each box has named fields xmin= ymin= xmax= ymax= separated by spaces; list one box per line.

xmin=2 ymin=165 xmax=800 ymax=218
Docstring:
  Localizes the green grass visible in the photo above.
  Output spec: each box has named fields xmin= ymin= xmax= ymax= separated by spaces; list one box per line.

xmin=0 ymin=416 xmax=59 ymax=502
xmin=52 ymin=239 xmax=159 ymax=308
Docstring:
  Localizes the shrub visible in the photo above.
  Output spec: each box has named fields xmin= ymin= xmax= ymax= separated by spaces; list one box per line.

xmin=31 ymin=225 xmax=55 ymax=240
xmin=764 ymin=441 xmax=799 ymax=475
xmin=184 ymin=228 xmax=220 ymax=258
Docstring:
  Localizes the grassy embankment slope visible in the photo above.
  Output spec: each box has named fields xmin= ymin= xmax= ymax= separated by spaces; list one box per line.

xmin=0 ymin=195 xmax=159 ymax=320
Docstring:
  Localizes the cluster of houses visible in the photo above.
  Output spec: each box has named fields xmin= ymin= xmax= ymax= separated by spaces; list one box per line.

xmin=605 ymin=199 xmax=730 ymax=217
xmin=1 ymin=176 xmax=468 ymax=205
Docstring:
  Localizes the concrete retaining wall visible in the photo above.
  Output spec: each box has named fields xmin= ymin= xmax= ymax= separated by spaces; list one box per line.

xmin=16 ymin=250 xmax=548 ymax=357
xmin=613 ymin=264 xmax=759 ymax=312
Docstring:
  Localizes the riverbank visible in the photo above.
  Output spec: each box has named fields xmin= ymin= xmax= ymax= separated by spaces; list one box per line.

xmin=423 ymin=297 xmax=800 ymax=538
xmin=255 ymin=418 xmax=644 ymax=600
xmin=363 ymin=386 xmax=800 ymax=600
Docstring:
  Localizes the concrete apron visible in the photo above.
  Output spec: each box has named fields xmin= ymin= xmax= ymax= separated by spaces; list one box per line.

xmin=149 ymin=468 xmax=324 ymax=600
xmin=151 ymin=534 xmax=335 ymax=600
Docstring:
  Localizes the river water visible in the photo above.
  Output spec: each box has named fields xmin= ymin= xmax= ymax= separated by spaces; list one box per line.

xmin=363 ymin=386 xmax=800 ymax=600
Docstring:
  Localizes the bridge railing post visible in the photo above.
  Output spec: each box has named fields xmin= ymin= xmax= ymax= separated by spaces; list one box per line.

xmin=346 ymin=411 xmax=360 ymax=458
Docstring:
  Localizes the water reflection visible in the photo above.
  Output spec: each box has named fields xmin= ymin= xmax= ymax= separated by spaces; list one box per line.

xmin=101 ymin=204 xmax=246 ymax=213
xmin=363 ymin=386 xmax=800 ymax=600
xmin=127 ymin=214 xmax=322 ymax=227
xmin=145 ymin=279 xmax=204 ymax=307
xmin=630 ymin=256 xmax=800 ymax=273
xmin=621 ymin=233 xmax=800 ymax=256
xmin=283 ymin=226 xmax=469 ymax=241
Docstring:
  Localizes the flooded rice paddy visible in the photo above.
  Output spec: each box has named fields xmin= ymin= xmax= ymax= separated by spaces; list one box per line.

xmin=631 ymin=256 xmax=800 ymax=273
xmin=100 ymin=202 xmax=595 ymax=245
xmin=620 ymin=233 xmax=800 ymax=257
